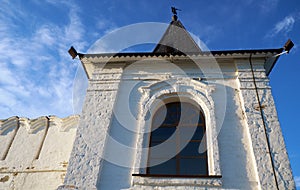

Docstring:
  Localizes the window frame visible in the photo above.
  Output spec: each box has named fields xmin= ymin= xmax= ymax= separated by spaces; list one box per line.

xmin=146 ymin=102 xmax=209 ymax=177
xmin=132 ymin=79 xmax=222 ymax=187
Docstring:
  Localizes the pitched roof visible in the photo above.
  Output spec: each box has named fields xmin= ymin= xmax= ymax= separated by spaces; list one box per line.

xmin=153 ymin=18 xmax=202 ymax=54
xmin=75 ymin=16 xmax=284 ymax=77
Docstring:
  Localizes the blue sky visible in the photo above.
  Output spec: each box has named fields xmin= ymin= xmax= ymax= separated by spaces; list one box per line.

xmin=0 ymin=0 xmax=299 ymax=187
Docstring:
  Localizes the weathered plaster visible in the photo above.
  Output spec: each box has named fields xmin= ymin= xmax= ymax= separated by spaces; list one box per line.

xmin=0 ymin=115 xmax=79 ymax=190
xmin=236 ymin=59 xmax=295 ymax=190
xmin=58 ymin=56 xmax=295 ymax=190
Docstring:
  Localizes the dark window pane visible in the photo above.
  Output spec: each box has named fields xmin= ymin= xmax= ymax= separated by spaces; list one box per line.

xmin=179 ymin=127 xmax=198 ymax=141
xmin=151 ymin=127 xmax=176 ymax=141
xmin=179 ymin=142 xmax=207 ymax=157
xmin=193 ymin=127 xmax=204 ymax=140
xmin=199 ymin=113 xmax=204 ymax=124
xmin=149 ymin=142 xmax=177 ymax=158
xmin=179 ymin=158 xmax=208 ymax=175
xmin=152 ymin=108 xmax=167 ymax=128
xmin=180 ymin=141 xmax=198 ymax=156
xmin=148 ymin=158 xmax=176 ymax=175
xmin=180 ymin=106 xmax=199 ymax=124
xmin=164 ymin=105 xmax=178 ymax=124
xmin=148 ymin=102 xmax=208 ymax=176
xmin=179 ymin=126 xmax=205 ymax=141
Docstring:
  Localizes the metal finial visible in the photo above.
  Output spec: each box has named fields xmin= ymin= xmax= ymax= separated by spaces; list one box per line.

xmin=171 ymin=7 xmax=181 ymax=15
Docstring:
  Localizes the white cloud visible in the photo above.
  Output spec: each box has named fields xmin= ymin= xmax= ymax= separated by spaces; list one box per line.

xmin=0 ymin=88 xmax=17 ymax=107
xmin=95 ymin=17 xmax=118 ymax=37
xmin=295 ymin=176 xmax=300 ymax=188
xmin=97 ymin=19 xmax=110 ymax=30
xmin=0 ymin=1 xmax=87 ymax=119
xmin=64 ymin=5 xmax=84 ymax=43
xmin=273 ymin=16 xmax=295 ymax=34
xmin=35 ymin=25 xmax=57 ymax=46
xmin=88 ymin=22 xmax=166 ymax=53
xmin=266 ymin=16 xmax=295 ymax=38
xmin=0 ymin=64 xmax=18 ymax=86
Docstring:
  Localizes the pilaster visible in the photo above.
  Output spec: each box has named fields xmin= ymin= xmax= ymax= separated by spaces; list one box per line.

xmin=236 ymin=60 xmax=295 ymax=190
xmin=58 ymin=64 xmax=125 ymax=189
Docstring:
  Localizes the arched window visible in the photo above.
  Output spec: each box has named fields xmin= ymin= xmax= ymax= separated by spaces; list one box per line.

xmin=147 ymin=102 xmax=208 ymax=176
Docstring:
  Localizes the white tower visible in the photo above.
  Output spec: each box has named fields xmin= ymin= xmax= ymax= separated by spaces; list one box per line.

xmin=60 ymin=14 xmax=295 ymax=190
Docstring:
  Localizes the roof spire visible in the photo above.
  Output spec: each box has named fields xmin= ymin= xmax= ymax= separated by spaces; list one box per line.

xmin=171 ymin=7 xmax=181 ymax=21
xmin=153 ymin=8 xmax=202 ymax=54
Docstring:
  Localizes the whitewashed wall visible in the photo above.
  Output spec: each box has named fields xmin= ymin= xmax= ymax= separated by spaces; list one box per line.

xmin=60 ymin=56 xmax=295 ymax=190
xmin=0 ymin=115 xmax=79 ymax=190
xmin=96 ymin=60 xmax=258 ymax=190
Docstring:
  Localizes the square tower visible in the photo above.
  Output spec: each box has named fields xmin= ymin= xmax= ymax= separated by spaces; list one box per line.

xmin=60 ymin=15 xmax=295 ymax=190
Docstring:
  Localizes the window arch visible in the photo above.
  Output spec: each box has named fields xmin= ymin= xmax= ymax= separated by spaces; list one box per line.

xmin=147 ymin=101 xmax=208 ymax=176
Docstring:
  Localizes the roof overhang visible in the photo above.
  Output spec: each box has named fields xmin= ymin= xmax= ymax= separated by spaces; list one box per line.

xmin=79 ymin=48 xmax=283 ymax=79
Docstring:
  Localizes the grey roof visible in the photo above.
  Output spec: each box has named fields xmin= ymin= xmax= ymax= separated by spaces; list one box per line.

xmin=153 ymin=20 xmax=202 ymax=54
xmin=79 ymin=48 xmax=282 ymax=78
xmin=81 ymin=49 xmax=282 ymax=58
xmin=77 ymin=17 xmax=284 ymax=77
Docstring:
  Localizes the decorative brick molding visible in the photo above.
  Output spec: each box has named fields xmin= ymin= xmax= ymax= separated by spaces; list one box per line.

xmin=132 ymin=77 xmax=221 ymax=188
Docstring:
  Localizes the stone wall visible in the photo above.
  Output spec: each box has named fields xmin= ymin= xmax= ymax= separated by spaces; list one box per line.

xmin=59 ymin=64 xmax=125 ymax=190
xmin=60 ymin=55 xmax=295 ymax=190
xmin=236 ymin=59 xmax=295 ymax=189
xmin=0 ymin=115 xmax=79 ymax=190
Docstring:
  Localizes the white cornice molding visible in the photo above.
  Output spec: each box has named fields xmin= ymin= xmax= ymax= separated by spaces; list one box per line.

xmin=0 ymin=115 xmax=80 ymax=135
xmin=0 ymin=116 xmax=18 ymax=135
